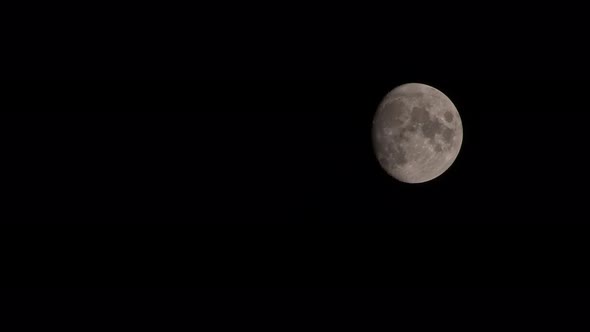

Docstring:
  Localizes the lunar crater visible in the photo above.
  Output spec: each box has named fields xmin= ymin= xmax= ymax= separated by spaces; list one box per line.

xmin=444 ymin=111 xmax=454 ymax=122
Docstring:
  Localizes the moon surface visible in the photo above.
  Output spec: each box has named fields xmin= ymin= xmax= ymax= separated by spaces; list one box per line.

xmin=372 ymin=83 xmax=463 ymax=183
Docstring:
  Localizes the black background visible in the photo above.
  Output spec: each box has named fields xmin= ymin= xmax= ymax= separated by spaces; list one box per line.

xmin=2 ymin=3 xmax=590 ymax=330
xmin=2 ymin=79 xmax=590 ymax=327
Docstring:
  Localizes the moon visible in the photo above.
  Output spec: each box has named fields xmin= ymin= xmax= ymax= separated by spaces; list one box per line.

xmin=372 ymin=83 xmax=463 ymax=183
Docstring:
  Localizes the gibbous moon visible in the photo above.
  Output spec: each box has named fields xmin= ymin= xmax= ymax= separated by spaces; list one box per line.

xmin=372 ymin=83 xmax=463 ymax=183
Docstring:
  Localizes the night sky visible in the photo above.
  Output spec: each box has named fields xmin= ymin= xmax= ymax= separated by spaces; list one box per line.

xmin=2 ymin=5 xmax=590 ymax=329
xmin=2 ymin=79 xmax=590 ymax=288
